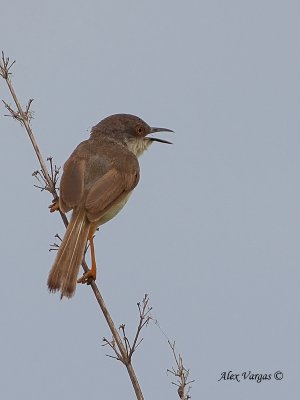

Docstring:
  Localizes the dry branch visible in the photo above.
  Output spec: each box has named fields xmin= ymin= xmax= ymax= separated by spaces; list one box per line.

xmin=167 ymin=341 xmax=194 ymax=400
xmin=103 ymin=294 xmax=152 ymax=363
xmin=155 ymin=319 xmax=194 ymax=399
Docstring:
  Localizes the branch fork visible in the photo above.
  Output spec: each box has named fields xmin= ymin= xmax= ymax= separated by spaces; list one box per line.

xmin=103 ymin=294 xmax=152 ymax=365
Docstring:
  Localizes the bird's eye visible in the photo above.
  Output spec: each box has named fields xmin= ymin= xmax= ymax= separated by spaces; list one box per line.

xmin=136 ymin=125 xmax=144 ymax=135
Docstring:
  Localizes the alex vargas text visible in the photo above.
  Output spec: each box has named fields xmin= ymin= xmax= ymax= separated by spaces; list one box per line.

xmin=218 ymin=370 xmax=272 ymax=383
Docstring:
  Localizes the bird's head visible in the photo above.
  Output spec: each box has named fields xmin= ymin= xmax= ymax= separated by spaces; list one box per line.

xmin=90 ymin=114 xmax=173 ymax=157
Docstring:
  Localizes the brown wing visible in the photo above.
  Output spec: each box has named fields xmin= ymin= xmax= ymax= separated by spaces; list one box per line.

xmin=59 ymin=158 xmax=85 ymax=213
xmin=85 ymin=168 xmax=139 ymax=222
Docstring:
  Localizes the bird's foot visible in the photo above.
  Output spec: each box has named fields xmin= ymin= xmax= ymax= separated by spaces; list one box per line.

xmin=77 ymin=269 xmax=96 ymax=285
xmin=49 ymin=198 xmax=60 ymax=213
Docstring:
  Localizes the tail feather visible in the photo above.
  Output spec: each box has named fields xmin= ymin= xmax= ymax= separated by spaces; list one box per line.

xmin=48 ymin=209 xmax=90 ymax=298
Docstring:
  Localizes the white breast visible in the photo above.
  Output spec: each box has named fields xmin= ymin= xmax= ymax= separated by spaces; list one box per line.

xmin=99 ymin=138 xmax=150 ymax=225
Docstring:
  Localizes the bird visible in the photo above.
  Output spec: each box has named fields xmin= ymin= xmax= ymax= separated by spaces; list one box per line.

xmin=47 ymin=113 xmax=172 ymax=298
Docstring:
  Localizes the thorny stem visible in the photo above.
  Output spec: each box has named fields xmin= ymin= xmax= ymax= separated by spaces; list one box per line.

xmin=0 ymin=52 xmax=144 ymax=400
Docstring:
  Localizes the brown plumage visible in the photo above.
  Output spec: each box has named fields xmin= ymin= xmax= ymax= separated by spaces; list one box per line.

xmin=48 ymin=209 xmax=90 ymax=297
xmin=47 ymin=114 xmax=172 ymax=298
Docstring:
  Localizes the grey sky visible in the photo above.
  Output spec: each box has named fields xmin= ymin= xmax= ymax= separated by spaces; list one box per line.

xmin=1 ymin=1 xmax=300 ymax=399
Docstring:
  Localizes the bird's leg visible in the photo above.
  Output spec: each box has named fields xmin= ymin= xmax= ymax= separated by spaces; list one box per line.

xmin=77 ymin=226 xmax=97 ymax=285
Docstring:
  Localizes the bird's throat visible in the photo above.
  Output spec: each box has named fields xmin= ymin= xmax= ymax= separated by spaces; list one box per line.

xmin=126 ymin=137 xmax=152 ymax=158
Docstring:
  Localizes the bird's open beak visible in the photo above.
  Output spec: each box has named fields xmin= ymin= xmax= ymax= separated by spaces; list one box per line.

xmin=148 ymin=127 xmax=173 ymax=144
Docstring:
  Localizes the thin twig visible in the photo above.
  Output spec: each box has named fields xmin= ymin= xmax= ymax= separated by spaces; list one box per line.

xmin=1 ymin=58 xmax=52 ymax=193
xmin=103 ymin=294 xmax=152 ymax=366
xmin=154 ymin=320 xmax=194 ymax=399
xmin=102 ymin=337 xmax=122 ymax=361
xmin=129 ymin=294 xmax=152 ymax=359
xmin=0 ymin=51 xmax=144 ymax=400
xmin=167 ymin=341 xmax=194 ymax=400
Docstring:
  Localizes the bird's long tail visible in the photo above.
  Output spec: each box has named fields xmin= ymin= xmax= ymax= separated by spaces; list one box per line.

xmin=47 ymin=209 xmax=90 ymax=298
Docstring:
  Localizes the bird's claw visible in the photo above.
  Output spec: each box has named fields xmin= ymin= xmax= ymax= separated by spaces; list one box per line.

xmin=77 ymin=270 xmax=96 ymax=285
xmin=49 ymin=199 xmax=60 ymax=213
